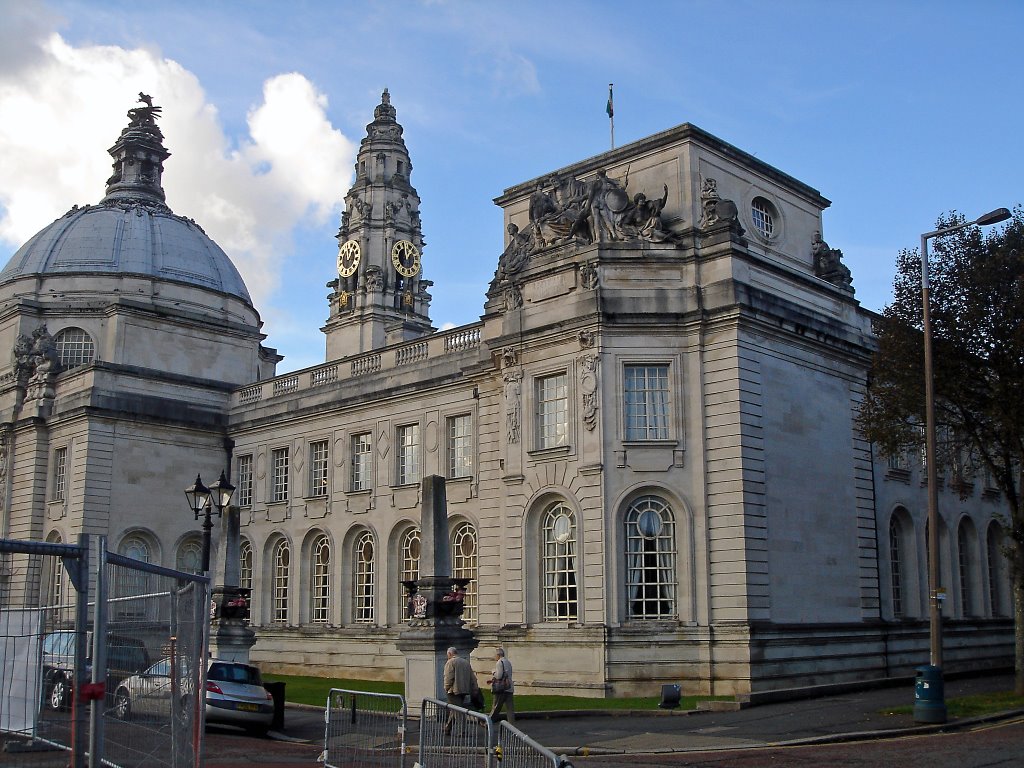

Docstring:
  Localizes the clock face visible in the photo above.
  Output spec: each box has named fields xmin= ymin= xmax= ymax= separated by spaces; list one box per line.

xmin=337 ymin=240 xmax=361 ymax=277
xmin=391 ymin=240 xmax=420 ymax=277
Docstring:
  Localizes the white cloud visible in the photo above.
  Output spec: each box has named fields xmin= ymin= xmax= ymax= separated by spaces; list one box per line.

xmin=0 ymin=13 xmax=355 ymax=308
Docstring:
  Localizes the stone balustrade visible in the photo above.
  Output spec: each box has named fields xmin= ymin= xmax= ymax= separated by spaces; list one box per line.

xmin=231 ymin=323 xmax=483 ymax=407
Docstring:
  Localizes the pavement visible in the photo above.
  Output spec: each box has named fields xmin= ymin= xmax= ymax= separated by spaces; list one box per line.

xmin=265 ymin=671 xmax=1022 ymax=758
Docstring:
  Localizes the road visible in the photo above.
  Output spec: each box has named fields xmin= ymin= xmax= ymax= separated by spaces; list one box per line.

xmin=568 ymin=717 xmax=1024 ymax=768
xmin=197 ymin=712 xmax=1024 ymax=768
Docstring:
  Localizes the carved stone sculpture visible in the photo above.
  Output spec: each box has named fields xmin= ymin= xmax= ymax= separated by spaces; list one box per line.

xmin=699 ymin=177 xmax=744 ymax=237
xmin=579 ymin=354 xmax=599 ymax=431
xmin=503 ymin=371 xmax=523 ymax=445
xmin=811 ymin=231 xmax=854 ymax=291
xmin=579 ymin=262 xmax=599 ymax=290
xmin=26 ymin=325 xmax=59 ymax=401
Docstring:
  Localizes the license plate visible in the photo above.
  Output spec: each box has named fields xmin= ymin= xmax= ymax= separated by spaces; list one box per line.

xmin=235 ymin=703 xmax=259 ymax=712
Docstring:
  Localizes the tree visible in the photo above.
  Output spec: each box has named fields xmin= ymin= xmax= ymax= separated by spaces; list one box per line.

xmin=859 ymin=208 xmax=1024 ymax=695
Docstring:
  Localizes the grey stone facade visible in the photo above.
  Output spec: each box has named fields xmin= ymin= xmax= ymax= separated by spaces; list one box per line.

xmin=0 ymin=93 xmax=1011 ymax=697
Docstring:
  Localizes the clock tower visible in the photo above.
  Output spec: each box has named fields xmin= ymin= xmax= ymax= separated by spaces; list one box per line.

xmin=323 ymin=89 xmax=433 ymax=359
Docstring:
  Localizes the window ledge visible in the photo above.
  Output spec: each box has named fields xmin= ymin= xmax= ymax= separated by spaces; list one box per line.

xmin=622 ymin=439 xmax=677 ymax=448
xmin=528 ymin=445 xmax=571 ymax=459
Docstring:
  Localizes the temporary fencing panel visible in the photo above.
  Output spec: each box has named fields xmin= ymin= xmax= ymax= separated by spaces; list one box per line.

xmin=0 ymin=535 xmax=208 ymax=768
xmin=324 ymin=688 xmax=410 ymax=768
xmin=495 ymin=721 xmax=569 ymax=768
xmin=417 ymin=697 xmax=493 ymax=768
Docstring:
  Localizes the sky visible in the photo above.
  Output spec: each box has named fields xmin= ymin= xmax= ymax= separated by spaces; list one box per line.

xmin=0 ymin=0 xmax=1020 ymax=374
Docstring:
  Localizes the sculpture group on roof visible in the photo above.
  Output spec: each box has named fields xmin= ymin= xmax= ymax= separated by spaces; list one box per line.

xmin=526 ymin=168 xmax=682 ymax=253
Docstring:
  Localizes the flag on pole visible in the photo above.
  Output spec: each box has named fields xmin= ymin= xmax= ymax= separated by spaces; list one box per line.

xmin=606 ymin=84 xmax=614 ymax=118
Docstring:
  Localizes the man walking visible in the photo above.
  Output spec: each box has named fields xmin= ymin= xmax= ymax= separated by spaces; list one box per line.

xmin=488 ymin=647 xmax=515 ymax=723
xmin=443 ymin=647 xmax=479 ymax=734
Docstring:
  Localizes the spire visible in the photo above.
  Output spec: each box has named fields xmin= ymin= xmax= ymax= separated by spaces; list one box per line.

xmin=101 ymin=93 xmax=171 ymax=205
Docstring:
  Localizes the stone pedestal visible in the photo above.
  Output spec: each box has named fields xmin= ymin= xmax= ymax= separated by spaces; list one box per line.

xmin=209 ymin=617 xmax=256 ymax=663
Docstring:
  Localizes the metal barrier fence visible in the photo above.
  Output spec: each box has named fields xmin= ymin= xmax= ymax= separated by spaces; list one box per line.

xmin=495 ymin=721 xmax=569 ymax=768
xmin=0 ymin=535 xmax=208 ymax=768
xmin=418 ymin=697 xmax=493 ymax=768
xmin=323 ymin=693 xmax=574 ymax=768
xmin=324 ymin=688 xmax=410 ymax=768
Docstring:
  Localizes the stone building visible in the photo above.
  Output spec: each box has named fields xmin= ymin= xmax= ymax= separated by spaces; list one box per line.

xmin=0 ymin=92 xmax=1012 ymax=696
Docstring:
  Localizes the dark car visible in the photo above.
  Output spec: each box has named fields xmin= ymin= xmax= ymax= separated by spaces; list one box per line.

xmin=42 ymin=630 xmax=151 ymax=710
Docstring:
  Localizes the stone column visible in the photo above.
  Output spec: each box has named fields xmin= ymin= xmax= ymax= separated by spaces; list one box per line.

xmin=396 ymin=475 xmax=477 ymax=714
xmin=209 ymin=505 xmax=256 ymax=663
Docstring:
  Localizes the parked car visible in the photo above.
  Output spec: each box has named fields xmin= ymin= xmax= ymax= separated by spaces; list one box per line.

xmin=113 ymin=658 xmax=274 ymax=735
xmin=41 ymin=630 xmax=150 ymax=711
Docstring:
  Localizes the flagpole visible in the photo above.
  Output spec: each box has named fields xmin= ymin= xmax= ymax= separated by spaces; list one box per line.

xmin=607 ymin=83 xmax=615 ymax=150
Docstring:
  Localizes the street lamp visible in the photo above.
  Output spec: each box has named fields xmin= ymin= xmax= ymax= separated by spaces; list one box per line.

xmin=916 ymin=206 xmax=1010 ymax=724
xmin=184 ymin=471 xmax=235 ymax=574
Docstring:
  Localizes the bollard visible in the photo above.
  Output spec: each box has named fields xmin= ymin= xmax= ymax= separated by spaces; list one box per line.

xmin=263 ymin=681 xmax=286 ymax=731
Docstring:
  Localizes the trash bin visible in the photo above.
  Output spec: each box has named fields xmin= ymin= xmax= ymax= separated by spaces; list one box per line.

xmin=658 ymin=684 xmax=681 ymax=709
xmin=912 ymin=665 xmax=946 ymax=724
xmin=263 ymin=681 xmax=286 ymax=731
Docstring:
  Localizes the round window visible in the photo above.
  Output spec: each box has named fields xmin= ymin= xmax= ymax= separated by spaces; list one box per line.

xmin=750 ymin=197 xmax=778 ymax=239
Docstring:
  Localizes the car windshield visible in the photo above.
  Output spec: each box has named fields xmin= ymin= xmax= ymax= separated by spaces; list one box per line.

xmin=207 ymin=662 xmax=261 ymax=686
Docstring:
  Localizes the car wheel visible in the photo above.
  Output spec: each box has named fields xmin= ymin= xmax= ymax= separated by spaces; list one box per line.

xmin=49 ymin=677 xmax=67 ymax=711
xmin=114 ymin=689 xmax=131 ymax=720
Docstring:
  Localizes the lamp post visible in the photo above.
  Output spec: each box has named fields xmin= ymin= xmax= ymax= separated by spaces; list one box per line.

xmin=184 ymin=471 xmax=235 ymax=574
xmin=916 ymin=206 xmax=1010 ymax=723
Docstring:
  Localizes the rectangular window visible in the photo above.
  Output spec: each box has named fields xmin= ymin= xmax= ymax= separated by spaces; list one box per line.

xmin=237 ymin=454 xmax=253 ymax=507
xmin=535 ymin=373 xmax=569 ymax=449
xmin=447 ymin=415 xmax=472 ymax=479
xmin=309 ymin=440 xmax=329 ymax=497
xmin=624 ymin=364 xmax=670 ymax=440
xmin=397 ymin=424 xmax=420 ymax=485
xmin=271 ymin=447 xmax=289 ymax=503
xmin=53 ymin=447 xmax=68 ymax=502
xmin=351 ymin=432 xmax=372 ymax=491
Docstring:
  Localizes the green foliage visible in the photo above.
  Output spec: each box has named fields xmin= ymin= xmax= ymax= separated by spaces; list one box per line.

xmin=883 ymin=689 xmax=1024 ymax=718
xmin=859 ymin=207 xmax=1024 ymax=693
xmin=261 ymin=672 xmax=725 ymax=711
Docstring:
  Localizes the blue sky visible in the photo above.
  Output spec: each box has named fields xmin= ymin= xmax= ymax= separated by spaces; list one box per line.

xmin=1 ymin=0 xmax=1020 ymax=372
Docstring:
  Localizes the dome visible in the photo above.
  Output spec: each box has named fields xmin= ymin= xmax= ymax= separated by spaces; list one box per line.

xmin=0 ymin=95 xmax=252 ymax=305
xmin=0 ymin=201 xmax=252 ymax=303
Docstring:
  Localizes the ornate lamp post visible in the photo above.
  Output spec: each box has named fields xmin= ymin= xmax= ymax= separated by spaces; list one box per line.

xmin=184 ymin=471 xmax=235 ymax=574
xmin=916 ymin=206 xmax=1010 ymax=724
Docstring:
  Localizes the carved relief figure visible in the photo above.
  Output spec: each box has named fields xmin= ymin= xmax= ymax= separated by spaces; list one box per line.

xmin=503 ymin=284 xmax=522 ymax=312
xmin=504 ymin=371 xmax=523 ymax=444
xmin=579 ymin=262 xmax=599 ymax=290
xmin=579 ymin=354 xmax=599 ymax=431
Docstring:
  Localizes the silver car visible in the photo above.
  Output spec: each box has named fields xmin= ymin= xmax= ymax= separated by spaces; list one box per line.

xmin=113 ymin=658 xmax=274 ymax=735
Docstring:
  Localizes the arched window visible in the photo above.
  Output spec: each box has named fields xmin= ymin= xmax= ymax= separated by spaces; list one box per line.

xmin=239 ymin=540 xmax=253 ymax=592
xmin=541 ymin=502 xmax=577 ymax=621
xmin=451 ymin=522 xmax=478 ymax=624
xmin=889 ymin=515 xmax=905 ymax=619
xmin=354 ymin=531 xmax=375 ymax=624
xmin=272 ymin=540 xmax=290 ymax=624
xmin=957 ymin=519 xmax=977 ymax=616
xmin=115 ymin=533 xmax=154 ymax=611
xmin=399 ymin=528 xmax=420 ymax=618
xmin=310 ymin=535 xmax=331 ymax=624
xmin=987 ymin=523 xmax=1008 ymax=616
xmin=624 ymin=496 xmax=676 ymax=619
xmin=55 ymin=327 xmax=95 ymax=370
xmin=176 ymin=538 xmax=203 ymax=575
xmin=45 ymin=532 xmax=65 ymax=609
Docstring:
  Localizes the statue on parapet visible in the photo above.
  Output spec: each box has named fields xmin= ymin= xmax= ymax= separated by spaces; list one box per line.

xmin=811 ymin=231 xmax=854 ymax=291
